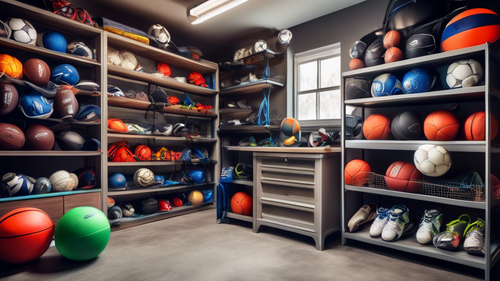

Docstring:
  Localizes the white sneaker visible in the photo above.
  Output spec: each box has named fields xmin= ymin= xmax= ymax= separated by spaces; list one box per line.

xmin=381 ymin=204 xmax=411 ymax=242
xmin=416 ymin=209 xmax=443 ymax=244
xmin=464 ymin=218 xmax=485 ymax=255
xmin=369 ymin=207 xmax=390 ymax=237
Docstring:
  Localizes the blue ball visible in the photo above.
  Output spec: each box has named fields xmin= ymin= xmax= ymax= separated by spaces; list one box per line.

xmin=371 ymin=73 xmax=403 ymax=97
xmin=402 ymin=68 xmax=435 ymax=94
xmin=108 ymin=173 xmax=126 ymax=189
xmin=187 ymin=168 xmax=204 ymax=184
xmin=41 ymin=31 xmax=67 ymax=53
xmin=51 ymin=64 xmax=79 ymax=86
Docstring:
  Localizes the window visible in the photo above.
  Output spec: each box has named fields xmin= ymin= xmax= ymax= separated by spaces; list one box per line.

xmin=294 ymin=43 xmax=341 ymax=129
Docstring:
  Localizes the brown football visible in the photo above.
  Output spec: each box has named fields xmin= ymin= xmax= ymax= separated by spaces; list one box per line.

xmin=54 ymin=87 xmax=79 ymax=121
xmin=0 ymin=122 xmax=25 ymax=150
xmin=0 ymin=83 xmax=19 ymax=115
xmin=24 ymin=123 xmax=55 ymax=150
xmin=23 ymin=58 xmax=51 ymax=87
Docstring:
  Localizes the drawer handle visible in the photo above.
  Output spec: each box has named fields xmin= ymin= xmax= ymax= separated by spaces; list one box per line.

xmin=261 ymin=177 xmax=314 ymax=185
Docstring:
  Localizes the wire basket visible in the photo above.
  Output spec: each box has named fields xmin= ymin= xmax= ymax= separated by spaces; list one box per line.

xmin=353 ymin=171 xmax=485 ymax=202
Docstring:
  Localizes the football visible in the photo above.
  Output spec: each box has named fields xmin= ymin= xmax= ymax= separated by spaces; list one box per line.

xmin=24 ymin=123 xmax=54 ymax=150
xmin=133 ymin=168 xmax=155 ymax=187
xmin=148 ymin=24 xmax=170 ymax=49
xmin=67 ymin=40 xmax=94 ymax=59
xmin=446 ymin=59 xmax=483 ymax=88
xmin=119 ymin=51 xmax=138 ymax=70
xmin=0 ymin=83 xmax=19 ymax=115
xmin=6 ymin=18 xmax=36 ymax=45
xmin=23 ymin=58 xmax=51 ymax=87
xmin=54 ymin=87 xmax=79 ymax=121
xmin=414 ymin=144 xmax=452 ymax=177
xmin=0 ymin=122 xmax=25 ymax=150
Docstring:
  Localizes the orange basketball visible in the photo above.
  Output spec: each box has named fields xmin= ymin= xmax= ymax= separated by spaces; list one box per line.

xmin=345 ymin=159 xmax=371 ymax=186
xmin=384 ymin=30 xmax=402 ymax=48
xmin=0 ymin=54 xmax=23 ymax=79
xmin=157 ymin=62 xmax=171 ymax=77
xmin=464 ymin=111 xmax=499 ymax=140
xmin=384 ymin=47 xmax=404 ymax=63
xmin=384 ymin=161 xmax=422 ymax=193
xmin=363 ymin=114 xmax=391 ymax=140
xmin=349 ymin=58 xmax=365 ymax=70
xmin=231 ymin=191 xmax=252 ymax=216
xmin=423 ymin=110 xmax=460 ymax=141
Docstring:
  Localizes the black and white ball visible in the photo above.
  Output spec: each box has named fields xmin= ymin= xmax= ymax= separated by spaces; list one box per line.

xmin=133 ymin=168 xmax=155 ymax=188
xmin=148 ymin=24 xmax=170 ymax=49
xmin=1 ymin=173 xmax=34 ymax=196
xmin=6 ymin=18 xmax=37 ymax=45
xmin=121 ymin=202 xmax=135 ymax=217
xmin=446 ymin=59 xmax=483 ymax=88
xmin=67 ymin=40 xmax=94 ymax=59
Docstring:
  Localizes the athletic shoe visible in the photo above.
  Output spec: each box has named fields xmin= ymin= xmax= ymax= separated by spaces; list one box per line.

xmin=433 ymin=214 xmax=471 ymax=250
xmin=369 ymin=207 xmax=390 ymax=237
xmin=154 ymin=124 xmax=173 ymax=136
xmin=381 ymin=204 xmax=412 ymax=242
xmin=463 ymin=218 xmax=485 ymax=255
xmin=347 ymin=203 xmax=377 ymax=232
xmin=416 ymin=209 xmax=443 ymax=244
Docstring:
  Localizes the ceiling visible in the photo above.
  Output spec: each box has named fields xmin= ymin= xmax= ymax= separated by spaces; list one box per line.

xmin=71 ymin=0 xmax=366 ymax=57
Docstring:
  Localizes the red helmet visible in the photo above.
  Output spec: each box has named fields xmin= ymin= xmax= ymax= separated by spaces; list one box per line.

xmin=134 ymin=144 xmax=152 ymax=161
xmin=187 ymin=72 xmax=208 ymax=87
xmin=112 ymin=146 xmax=136 ymax=162
xmin=158 ymin=199 xmax=172 ymax=211
xmin=168 ymin=96 xmax=180 ymax=105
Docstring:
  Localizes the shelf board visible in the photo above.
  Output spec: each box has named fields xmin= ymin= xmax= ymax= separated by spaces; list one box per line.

xmin=106 ymin=32 xmax=218 ymax=74
xmin=345 ymin=140 xmax=486 ymax=152
xmin=0 ymin=0 xmax=102 ymax=38
xmin=344 ymin=86 xmax=487 ymax=108
xmin=0 ymin=151 xmax=101 ymax=156
xmin=218 ymin=125 xmax=280 ymax=133
xmin=242 ymin=49 xmax=283 ymax=65
xmin=107 ymin=65 xmax=218 ymax=96
xmin=345 ymin=184 xmax=486 ymax=209
xmin=226 ymin=212 xmax=253 ymax=222
xmin=0 ymin=189 xmax=101 ymax=203
xmin=108 ymin=183 xmax=215 ymax=196
xmin=0 ymin=37 xmax=101 ymax=68
xmin=107 ymin=96 xmax=218 ymax=118
xmin=220 ymin=79 xmax=284 ymax=95
xmin=344 ymin=227 xmax=486 ymax=269
xmin=225 ymin=146 xmax=341 ymax=153
xmin=108 ymin=159 xmax=216 ymax=167
xmin=229 ymin=179 xmax=254 ymax=186
xmin=107 ymin=133 xmax=216 ymax=143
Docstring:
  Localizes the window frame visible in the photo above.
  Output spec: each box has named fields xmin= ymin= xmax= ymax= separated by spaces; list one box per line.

xmin=293 ymin=43 xmax=341 ymax=130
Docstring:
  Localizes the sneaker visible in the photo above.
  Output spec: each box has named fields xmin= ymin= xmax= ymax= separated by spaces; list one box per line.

xmin=433 ymin=214 xmax=471 ymax=250
xmin=463 ymin=218 xmax=485 ymax=255
xmin=416 ymin=209 xmax=443 ymax=244
xmin=369 ymin=207 xmax=390 ymax=237
xmin=381 ymin=204 xmax=412 ymax=242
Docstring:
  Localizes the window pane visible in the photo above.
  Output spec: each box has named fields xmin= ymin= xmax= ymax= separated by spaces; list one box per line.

xmin=320 ymin=56 xmax=340 ymax=88
xmin=299 ymin=61 xmax=317 ymax=91
xmin=298 ymin=93 xmax=316 ymax=120
xmin=319 ymin=89 xmax=340 ymax=119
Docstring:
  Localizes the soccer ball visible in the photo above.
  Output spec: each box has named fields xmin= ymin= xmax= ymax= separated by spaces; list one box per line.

xmin=446 ymin=59 xmax=483 ymax=88
xmin=371 ymin=73 xmax=403 ymax=97
xmin=119 ymin=51 xmax=138 ymax=70
xmin=133 ymin=168 xmax=155 ymax=188
xmin=148 ymin=24 xmax=170 ymax=49
xmin=402 ymin=68 xmax=435 ymax=94
xmin=107 ymin=46 xmax=122 ymax=66
xmin=6 ymin=18 xmax=36 ymax=45
xmin=414 ymin=145 xmax=452 ymax=177
xmin=67 ymin=41 xmax=94 ymax=59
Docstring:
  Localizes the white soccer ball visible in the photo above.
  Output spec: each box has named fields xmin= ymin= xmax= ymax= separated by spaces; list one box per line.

xmin=446 ymin=59 xmax=483 ymax=88
xmin=6 ymin=18 xmax=37 ymax=45
xmin=119 ymin=50 xmax=138 ymax=70
xmin=148 ymin=24 xmax=170 ymax=49
xmin=414 ymin=145 xmax=452 ymax=177
xmin=133 ymin=168 xmax=155 ymax=187
xmin=107 ymin=46 xmax=122 ymax=66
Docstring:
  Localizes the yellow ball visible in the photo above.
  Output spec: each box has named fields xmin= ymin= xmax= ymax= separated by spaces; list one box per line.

xmin=188 ymin=190 xmax=204 ymax=207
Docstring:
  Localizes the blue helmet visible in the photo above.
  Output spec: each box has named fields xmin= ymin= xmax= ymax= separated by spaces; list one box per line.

xmin=19 ymin=91 xmax=53 ymax=119
xmin=187 ymin=168 xmax=204 ymax=184
xmin=51 ymin=64 xmax=80 ymax=85
xmin=402 ymin=68 xmax=436 ymax=94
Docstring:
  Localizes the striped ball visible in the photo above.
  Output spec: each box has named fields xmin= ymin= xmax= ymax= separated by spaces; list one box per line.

xmin=441 ymin=8 xmax=500 ymax=52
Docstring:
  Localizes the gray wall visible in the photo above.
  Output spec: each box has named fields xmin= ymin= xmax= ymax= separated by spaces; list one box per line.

xmin=286 ymin=0 xmax=389 ymax=117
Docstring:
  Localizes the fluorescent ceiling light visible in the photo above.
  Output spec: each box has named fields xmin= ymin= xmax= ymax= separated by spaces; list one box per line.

xmin=189 ymin=0 xmax=248 ymax=25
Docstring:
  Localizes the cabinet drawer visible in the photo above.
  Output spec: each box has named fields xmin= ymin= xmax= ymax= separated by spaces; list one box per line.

xmin=260 ymin=157 xmax=315 ymax=170
xmin=64 ymin=193 xmax=101 ymax=212
xmin=0 ymin=197 xmax=64 ymax=224
xmin=260 ymin=204 xmax=314 ymax=232
xmin=261 ymin=182 xmax=314 ymax=207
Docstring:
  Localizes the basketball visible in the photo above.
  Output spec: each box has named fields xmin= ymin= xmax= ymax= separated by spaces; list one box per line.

xmin=464 ymin=111 xmax=499 ymax=141
xmin=54 ymin=206 xmax=110 ymax=261
xmin=441 ymin=8 xmax=500 ymax=52
xmin=49 ymin=170 xmax=78 ymax=192
xmin=423 ymin=110 xmax=460 ymax=141
xmin=23 ymin=58 xmax=51 ymax=87
xmin=231 ymin=191 xmax=252 ymax=216
xmin=391 ymin=111 xmax=422 ymax=140
xmin=384 ymin=47 xmax=404 ymax=63
xmin=188 ymin=190 xmax=204 ymax=207
xmin=383 ymin=30 xmax=401 ymax=48
xmin=384 ymin=161 xmax=422 ymax=193
xmin=364 ymin=37 xmax=385 ymax=67
xmin=24 ymin=123 xmax=54 ymax=150
xmin=344 ymin=159 xmax=371 ymax=186
xmin=157 ymin=62 xmax=171 ymax=76
xmin=363 ymin=114 xmax=391 ymax=140
xmin=0 ymin=83 xmax=19 ymax=115
xmin=0 ymin=122 xmax=25 ymax=149
xmin=0 ymin=54 xmax=23 ymax=79
xmin=0 ymin=207 xmax=54 ymax=264
xmin=349 ymin=58 xmax=365 ymax=70
xmin=134 ymin=144 xmax=152 ymax=160
xmin=280 ymin=117 xmax=300 ymax=136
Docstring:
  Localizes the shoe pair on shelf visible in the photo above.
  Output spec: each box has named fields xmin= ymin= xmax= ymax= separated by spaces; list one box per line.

xmin=370 ymin=204 xmax=413 ymax=242
xmin=432 ymin=214 xmax=485 ymax=255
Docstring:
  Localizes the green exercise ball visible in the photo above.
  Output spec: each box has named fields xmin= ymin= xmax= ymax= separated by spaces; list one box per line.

xmin=55 ymin=206 xmax=110 ymax=261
